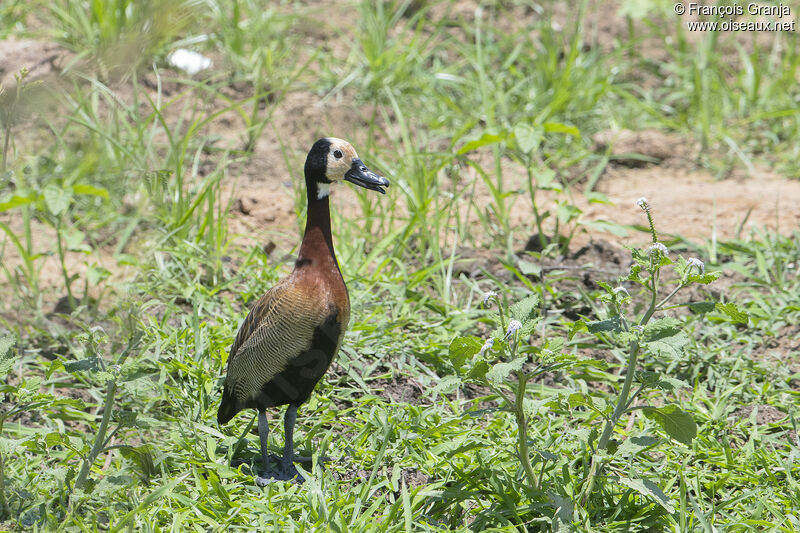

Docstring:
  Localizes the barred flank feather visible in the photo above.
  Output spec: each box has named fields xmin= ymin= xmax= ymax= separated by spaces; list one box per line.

xmin=217 ymin=272 xmax=349 ymax=423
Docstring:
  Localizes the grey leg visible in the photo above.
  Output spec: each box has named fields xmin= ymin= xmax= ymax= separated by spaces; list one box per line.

xmin=255 ymin=410 xmax=272 ymax=486
xmin=282 ymin=405 xmax=298 ymax=476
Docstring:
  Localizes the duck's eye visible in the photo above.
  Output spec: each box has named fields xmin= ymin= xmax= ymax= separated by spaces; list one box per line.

xmin=333 ymin=150 xmax=343 ymax=159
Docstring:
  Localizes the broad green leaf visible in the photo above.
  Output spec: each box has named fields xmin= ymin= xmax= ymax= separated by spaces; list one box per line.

xmin=630 ymin=248 xmax=650 ymax=268
xmin=617 ymin=476 xmax=675 ymax=513
xmin=642 ymin=405 xmax=696 ymax=445
xmin=643 ymin=318 xmax=688 ymax=357
xmin=457 ymin=131 xmax=507 ymax=154
xmin=568 ymin=320 xmax=586 ymax=340
xmin=587 ymin=315 xmax=623 ymax=334
xmin=568 ymin=392 xmax=600 ymax=411
xmin=550 ymin=492 xmax=575 ymax=532
xmin=643 ymin=318 xmax=682 ymax=341
xmin=646 ymin=332 xmax=689 ymax=358
xmin=119 ymin=445 xmax=156 ymax=483
xmin=45 ymin=432 xmax=64 ymax=447
xmin=689 ymin=301 xmax=716 ymax=313
xmin=467 ymin=359 xmax=490 ymax=380
xmin=657 ymin=376 xmax=689 ymax=391
xmin=513 ymin=123 xmax=542 ymax=153
xmin=573 ymin=393 xmax=607 ymax=413
xmin=522 ymin=397 xmax=550 ymax=417
xmin=639 ymin=371 xmax=689 ymax=391
xmin=543 ymin=336 xmax=565 ymax=355
xmin=543 ymin=122 xmax=580 ymax=137
xmin=617 ymin=435 xmax=661 ymax=456
xmin=535 ymin=167 xmax=558 ymax=189
xmin=67 ymin=435 xmax=87 ymax=453
xmin=432 ymin=375 xmax=461 ymax=396
xmin=448 ymin=336 xmax=483 ymax=371
xmin=557 ymin=203 xmax=582 ymax=224
xmin=64 ymin=228 xmax=90 ymax=252
xmin=87 ymin=264 xmax=111 ymax=286
xmin=72 ymin=184 xmax=109 ymax=199
xmin=509 ymin=295 xmax=540 ymax=323
xmin=485 ymin=356 xmax=526 ymax=384
xmin=688 ymin=271 xmax=720 ymax=284
xmin=43 ymin=184 xmax=72 ymax=215
xmin=585 ymin=192 xmax=613 ymax=205
xmin=716 ymin=302 xmax=748 ymax=324
xmin=518 ymin=259 xmax=541 ymax=277
xmin=637 ymin=370 xmax=661 ymax=387
xmin=0 ymin=193 xmax=34 ymax=212
xmin=0 ymin=437 xmax=23 ymax=455
xmin=0 ymin=334 xmax=15 ymax=378
xmin=596 ymin=281 xmax=613 ymax=293
xmin=64 ymin=357 xmax=99 ymax=373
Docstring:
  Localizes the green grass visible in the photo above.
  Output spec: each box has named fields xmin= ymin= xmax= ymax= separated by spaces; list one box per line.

xmin=1 ymin=0 xmax=800 ymax=530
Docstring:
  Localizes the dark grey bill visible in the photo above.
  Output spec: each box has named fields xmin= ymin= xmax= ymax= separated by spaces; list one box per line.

xmin=344 ymin=158 xmax=389 ymax=194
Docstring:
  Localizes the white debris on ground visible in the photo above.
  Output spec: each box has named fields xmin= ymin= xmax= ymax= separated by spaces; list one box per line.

xmin=167 ymin=49 xmax=212 ymax=75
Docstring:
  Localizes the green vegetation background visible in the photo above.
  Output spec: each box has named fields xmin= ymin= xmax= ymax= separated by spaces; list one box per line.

xmin=0 ymin=0 xmax=798 ymax=531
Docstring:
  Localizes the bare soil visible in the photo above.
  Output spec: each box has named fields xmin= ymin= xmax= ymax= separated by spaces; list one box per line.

xmin=731 ymin=404 xmax=788 ymax=426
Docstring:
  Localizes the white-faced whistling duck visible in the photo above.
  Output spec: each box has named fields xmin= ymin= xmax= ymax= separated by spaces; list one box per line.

xmin=218 ymin=138 xmax=389 ymax=485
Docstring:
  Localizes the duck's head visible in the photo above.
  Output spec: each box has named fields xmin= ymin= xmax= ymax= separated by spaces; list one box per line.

xmin=304 ymin=137 xmax=389 ymax=200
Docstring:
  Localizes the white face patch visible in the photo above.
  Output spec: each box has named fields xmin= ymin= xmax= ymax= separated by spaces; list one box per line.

xmin=324 ymin=138 xmax=358 ymax=182
xmin=316 ymin=183 xmax=330 ymax=199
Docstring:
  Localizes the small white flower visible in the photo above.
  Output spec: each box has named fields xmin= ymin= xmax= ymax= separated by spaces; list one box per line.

xmin=647 ymin=242 xmax=668 ymax=256
xmin=111 ymin=365 xmax=121 ymax=373
xmin=633 ymin=325 xmax=644 ymax=333
xmin=613 ymin=286 xmax=629 ymax=297
xmin=505 ymin=319 xmax=523 ymax=338
xmin=479 ymin=338 xmax=494 ymax=356
xmin=482 ymin=291 xmax=498 ymax=306
xmin=687 ymin=257 xmax=705 ymax=274
xmin=636 ymin=197 xmax=648 ymax=210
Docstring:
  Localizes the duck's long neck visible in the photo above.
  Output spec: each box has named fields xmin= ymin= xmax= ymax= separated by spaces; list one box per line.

xmin=296 ymin=181 xmax=339 ymax=271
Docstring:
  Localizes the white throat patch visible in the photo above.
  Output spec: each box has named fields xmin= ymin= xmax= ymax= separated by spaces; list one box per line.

xmin=316 ymin=183 xmax=330 ymax=199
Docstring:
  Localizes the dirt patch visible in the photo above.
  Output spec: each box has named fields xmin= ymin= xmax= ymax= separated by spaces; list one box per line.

xmin=0 ymin=215 xmax=129 ymax=316
xmin=451 ymin=247 xmax=511 ymax=280
xmin=593 ymin=129 xmax=692 ymax=167
xmin=381 ymin=376 xmax=426 ymax=404
xmin=541 ymin=238 xmax=628 ymax=276
xmin=585 ymin=165 xmax=800 ymax=243
xmin=332 ymin=465 xmax=430 ymax=489
xmin=393 ymin=467 xmax=430 ymax=488
xmin=730 ymin=404 xmax=787 ymax=426
xmin=0 ymin=37 xmax=73 ymax=88
xmin=459 ymin=383 xmax=499 ymax=410
xmin=760 ymin=325 xmax=800 ymax=375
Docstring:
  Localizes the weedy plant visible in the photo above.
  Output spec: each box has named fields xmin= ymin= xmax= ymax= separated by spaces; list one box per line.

xmin=0 ymin=69 xmax=46 ymax=306
xmin=445 ymin=197 xmax=749 ymax=523
xmin=44 ymin=0 xmax=202 ymax=80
